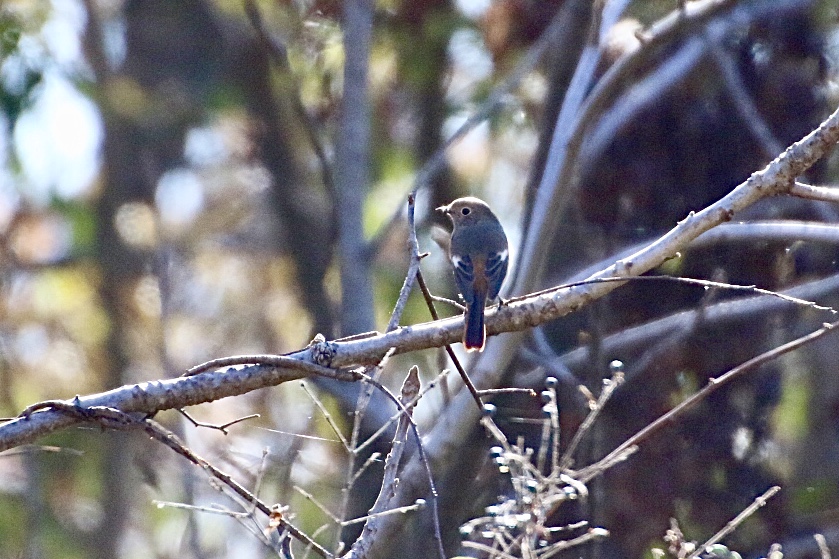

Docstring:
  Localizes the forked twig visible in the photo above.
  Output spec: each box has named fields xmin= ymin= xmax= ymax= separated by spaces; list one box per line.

xmin=178 ymin=408 xmax=260 ymax=434
xmin=559 ymin=368 xmax=624 ymax=471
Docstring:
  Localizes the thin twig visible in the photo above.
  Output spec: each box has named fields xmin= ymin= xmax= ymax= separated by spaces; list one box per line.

xmin=347 ymin=452 xmax=382 ymax=487
xmin=476 ymin=388 xmax=537 ymax=397
xmin=577 ymin=321 xmax=839 ymax=483
xmin=341 ymin=500 xmax=427 ymax=527
xmin=300 ymin=382 xmax=351 ymax=451
xmin=536 ymin=392 xmax=553 ymax=475
xmin=250 ymin=448 xmax=271 ymax=518
xmin=546 ymin=382 xmax=561 ymax=477
xmin=0 ymin=445 xmax=84 ymax=457
xmin=350 ymin=351 xmax=395 ymax=441
xmin=506 ymin=275 xmax=836 ymax=314
xmin=685 ymin=486 xmax=781 ymax=559
xmin=416 ymin=268 xmax=484 ymax=409
xmin=259 ymin=427 xmax=343 ymax=444
xmin=559 ymin=371 xmax=624 ymax=472
xmin=537 ymin=528 xmax=610 ymax=559
xmin=152 ymin=501 xmax=251 ymax=518
xmin=551 ymin=272 xmax=839 ymax=374
xmin=294 ymin=485 xmax=341 ymax=523
xmin=178 ymin=409 xmax=260 ymax=434
xmin=386 ymin=194 xmax=423 ymax=332
xmin=429 ymin=295 xmax=464 ymax=310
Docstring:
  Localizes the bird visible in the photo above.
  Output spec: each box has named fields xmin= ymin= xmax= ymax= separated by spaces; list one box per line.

xmin=438 ymin=196 xmax=509 ymax=351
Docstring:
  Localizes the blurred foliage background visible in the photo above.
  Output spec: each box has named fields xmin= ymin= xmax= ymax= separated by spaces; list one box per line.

xmin=2 ymin=0 xmax=839 ymax=558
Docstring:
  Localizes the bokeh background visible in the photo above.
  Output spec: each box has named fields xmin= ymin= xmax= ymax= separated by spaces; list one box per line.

xmin=2 ymin=0 xmax=839 ymax=558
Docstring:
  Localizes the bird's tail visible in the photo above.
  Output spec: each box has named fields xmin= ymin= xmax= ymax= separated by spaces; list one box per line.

xmin=463 ymin=298 xmax=486 ymax=352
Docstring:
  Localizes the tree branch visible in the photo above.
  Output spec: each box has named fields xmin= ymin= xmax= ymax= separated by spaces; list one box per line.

xmin=2 ymin=102 xmax=839 ymax=515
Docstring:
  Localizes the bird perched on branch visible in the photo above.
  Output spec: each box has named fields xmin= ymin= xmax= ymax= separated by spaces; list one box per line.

xmin=438 ymin=197 xmax=509 ymax=352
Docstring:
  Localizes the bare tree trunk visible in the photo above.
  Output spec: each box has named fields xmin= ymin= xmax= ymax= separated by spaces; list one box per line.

xmin=336 ymin=0 xmax=376 ymax=336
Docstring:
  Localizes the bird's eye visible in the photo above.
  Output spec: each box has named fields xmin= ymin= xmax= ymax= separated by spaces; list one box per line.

xmin=461 ymin=207 xmax=471 ymax=216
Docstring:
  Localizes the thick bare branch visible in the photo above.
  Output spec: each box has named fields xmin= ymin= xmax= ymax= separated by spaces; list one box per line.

xmin=3 ymin=101 xmax=839 ymax=483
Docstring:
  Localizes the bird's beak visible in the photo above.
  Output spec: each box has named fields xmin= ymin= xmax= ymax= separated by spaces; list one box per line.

xmin=436 ymin=204 xmax=449 ymax=214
